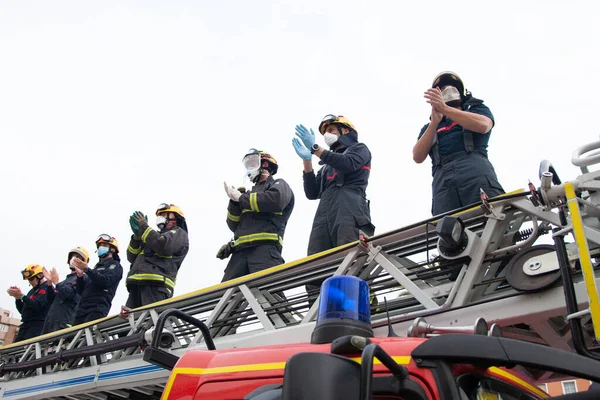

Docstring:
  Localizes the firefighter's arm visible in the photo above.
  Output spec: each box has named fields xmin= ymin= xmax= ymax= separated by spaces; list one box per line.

xmin=127 ymin=235 xmax=143 ymax=264
xmin=226 ymin=200 xmax=242 ymax=232
xmin=303 ymin=169 xmax=321 ymax=200
xmin=85 ymin=263 xmax=123 ymax=289
xmin=413 ymin=122 xmax=436 ymax=164
xmin=21 ymin=287 xmax=50 ymax=312
xmin=442 ymin=106 xmax=493 ymax=134
xmin=76 ymin=275 xmax=86 ymax=294
xmin=239 ymin=180 xmax=293 ymax=213
xmin=138 ymin=224 xmax=186 ymax=256
xmin=318 ymin=143 xmax=371 ymax=173
xmin=56 ymin=279 xmax=77 ymax=301
xmin=15 ymin=298 xmax=24 ymax=313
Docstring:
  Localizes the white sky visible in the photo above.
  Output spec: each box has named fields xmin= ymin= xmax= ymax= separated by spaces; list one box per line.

xmin=1 ymin=0 xmax=598 ymax=317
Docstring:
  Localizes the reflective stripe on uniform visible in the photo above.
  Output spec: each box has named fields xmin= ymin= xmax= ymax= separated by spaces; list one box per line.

xmin=128 ymin=245 xmax=142 ymax=255
xmin=233 ymin=232 xmax=282 ymax=247
xmin=242 ymin=209 xmax=282 ymax=215
xmin=141 ymin=227 xmax=153 ymax=243
xmin=227 ymin=211 xmax=240 ymax=222
xmin=249 ymin=193 xmax=260 ymax=212
xmin=128 ymin=273 xmax=175 ymax=289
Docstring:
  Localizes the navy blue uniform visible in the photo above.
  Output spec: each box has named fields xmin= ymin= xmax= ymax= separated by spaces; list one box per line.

xmin=15 ymin=282 xmax=53 ymax=342
xmin=303 ymin=137 xmax=375 ymax=255
xmin=222 ymin=176 xmax=295 ymax=282
xmin=418 ymin=97 xmax=504 ymax=215
xmin=41 ymin=272 xmax=80 ymax=334
xmin=74 ymin=258 xmax=123 ymax=325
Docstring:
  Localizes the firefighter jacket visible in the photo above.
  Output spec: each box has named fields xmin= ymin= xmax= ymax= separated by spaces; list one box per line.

xmin=45 ymin=272 xmax=80 ymax=327
xmin=303 ymin=140 xmax=371 ymax=200
xmin=75 ymin=258 xmax=123 ymax=319
xmin=15 ymin=281 xmax=53 ymax=324
xmin=226 ymin=176 xmax=295 ymax=251
xmin=126 ymin=223 xmax=189 ymax=295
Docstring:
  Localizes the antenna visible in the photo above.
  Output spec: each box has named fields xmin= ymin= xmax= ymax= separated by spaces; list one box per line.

xmin=384 ymin=298 xmax=399 ymax=337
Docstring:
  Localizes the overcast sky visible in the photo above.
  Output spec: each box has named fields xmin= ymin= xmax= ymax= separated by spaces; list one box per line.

xmin=1 ymin=0 xmax=598 ymax=318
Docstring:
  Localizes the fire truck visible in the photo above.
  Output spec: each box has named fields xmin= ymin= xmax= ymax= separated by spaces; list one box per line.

xmin=3 ymin=138 xmax=600 ymax=399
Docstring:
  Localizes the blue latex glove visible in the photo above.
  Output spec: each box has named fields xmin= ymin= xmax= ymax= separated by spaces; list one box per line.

xmin=292 ymin=138 xmax=312 ymax=161
xmin=295 ymin=124 xmax=315 ymax=149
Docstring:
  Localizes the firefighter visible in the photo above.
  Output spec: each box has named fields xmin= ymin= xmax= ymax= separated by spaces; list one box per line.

xmin=125 ymin=204 xmax=189 ymax=308
xmin=292 ymin=114 xmax=375 ymax=255
xmin=219 ymin=149 xmax=295 ymax=282
xmin=41 ymin=247 xmax=88 ymax=334
xmin=72 ymin=235 xmax=123 ymax=325
xmin=6 ymin=264 xmax=54 ymax=342
xmin=413 ymin=71 xmax=505 ymax=215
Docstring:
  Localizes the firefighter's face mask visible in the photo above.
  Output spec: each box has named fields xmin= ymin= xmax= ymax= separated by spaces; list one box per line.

xmin=442 ymin=86 xmax=461 ymax=107
xmin=243 ymin=152 xmax=261 ymax=182
xmin=156 ymin=215 xmax=167 ymax=230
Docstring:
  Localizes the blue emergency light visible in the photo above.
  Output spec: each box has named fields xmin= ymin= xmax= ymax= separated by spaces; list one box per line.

xmin=310 ymin=276 xmax=374 ymax=344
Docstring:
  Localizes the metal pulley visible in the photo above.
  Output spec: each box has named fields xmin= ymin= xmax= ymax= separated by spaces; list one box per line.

xmin=505 ymin=245 xmax=562 ymax=292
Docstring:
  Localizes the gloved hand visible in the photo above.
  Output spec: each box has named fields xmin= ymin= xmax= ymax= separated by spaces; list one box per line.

xmin=237 ymin=186 xmax=246 ymax=194
xmin=224 ymin=182 xmax=242 ymax=202
xmin=129 ymin=213 xmax=139 ymax=233
xmin=295 ymin=124 xmax=315 ymax=149
xmin=292 ymin=138 xmax=312 ymax=161
xmin=216 ymin=241 xmax=234 ymax=259
xmin=133 ymin=211 xmax=148 ymax=227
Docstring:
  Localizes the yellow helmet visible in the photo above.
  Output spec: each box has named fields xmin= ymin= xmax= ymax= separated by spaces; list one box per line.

xmin=67 ymin=246 xmax=90 ymax=264
xmin=156 ymin=203 xmax=188 ymax=232
xmin=432 ymin=71 xmax=466 ymax=97
xmin=22 ymin=264 xmax=44 ymax=280
xmin=318 ymin=114 xmax=358 ymax=135
xmin=95 ymin=234 xmax=120 ymax=253
xmin=155 ymin=203 xmax=186 ymax=219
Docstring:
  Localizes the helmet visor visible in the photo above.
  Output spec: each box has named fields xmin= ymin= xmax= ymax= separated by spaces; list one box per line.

xmin=22 ymin=268 xmax=33 ymax=280
xmin=242 ymin=153 xmax=261 ymax=172
xmin=96 ymin=234 xmax=112 ymax=244
xmin=157 ymin=203 xmax=170 ymax=212
xmin=319 ymin=114 xmax=340 ymax=134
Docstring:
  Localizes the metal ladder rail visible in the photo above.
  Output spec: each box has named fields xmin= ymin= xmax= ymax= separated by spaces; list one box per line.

xmin=0 ymin=195 xmax=535 ymax=382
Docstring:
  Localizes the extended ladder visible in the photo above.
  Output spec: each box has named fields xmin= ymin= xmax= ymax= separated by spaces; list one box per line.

xmin=2 ymin=139 xmax=600 ymax=399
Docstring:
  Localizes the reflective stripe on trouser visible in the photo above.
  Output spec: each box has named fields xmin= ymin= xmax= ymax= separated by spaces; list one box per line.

xmin=431 ymin=152 xmax=504 ymax=216
xmin=222 ymin=244 xmax=284 ymax=282
xmin=233 ymin=232 xmax=283 ymax=247
xmin=127 ymin=273 xmax=175 ymax=289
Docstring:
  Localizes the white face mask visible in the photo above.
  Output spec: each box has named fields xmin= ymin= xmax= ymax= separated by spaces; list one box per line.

xmin=156 ymin=215 xmax=167 ymax=229
xmin=442 ymin=86 xmax=461 ymax=104
xmin=324 ymin=133 xmax=339 ymax=148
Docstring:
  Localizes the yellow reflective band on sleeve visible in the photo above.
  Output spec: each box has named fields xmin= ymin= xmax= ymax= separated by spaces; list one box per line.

xmin=141 ymin=227 xmax=153 ymax=243
xmin=127 ymin=245 xmax=142 ymax=255
xmin=227 ymin=211 xmax=241 ymax=222
xmin=128 ymin=273 xmax=175 ymax=289
xmin=565 ymin=182 xmax=600 ymax=341
xmin=156 ymin=254 xmax=173 ymax=259
xmin=250 ymin=193 xmax=260 ymax=212
xmin=233 ymin=233 xmax=283 ymax=247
